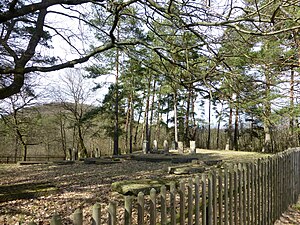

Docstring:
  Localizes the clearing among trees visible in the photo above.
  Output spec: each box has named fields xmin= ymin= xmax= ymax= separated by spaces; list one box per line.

xmin=0 ymin=149 xmax=269 ymax=224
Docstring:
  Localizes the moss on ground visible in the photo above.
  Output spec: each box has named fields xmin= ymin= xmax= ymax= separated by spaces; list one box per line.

xmin=0 ymin=182 xmax=57 ymax=202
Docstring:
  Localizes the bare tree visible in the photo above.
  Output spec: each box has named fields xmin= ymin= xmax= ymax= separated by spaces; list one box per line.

xmin=0 ymin=85 xmax=39 ymax=161
xmin=51 ymin=69 xmax=92 ymax=159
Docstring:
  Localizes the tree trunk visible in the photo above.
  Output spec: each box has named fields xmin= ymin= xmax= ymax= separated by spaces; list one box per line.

xmin=184 ymin=85 xmax=192 ymax=146
xmin=16 ymin=128 xmax=27 ymax=161
xmin=216 ymin=103 xmax=224 ymax=150
xmin=148 ymin=80 xmax=156 ymax=152
xmin=296 ymin=119 xmax=300 ymax=146
xmin=59 ymin=114 xmax=67 ymax=159
xmin=262 ymin=125 xmax=272 ymax=153
xmin=12 ymin=112 xmax=28 ymax=161
xmin=78 ymin=125 xmax=87 ymax=158
xmin=125 ymin=94 xmax=131 ymax=153
xmin=262 ymin=72 xmax=273 ymax=153
xmin=190 ymin=90 xmax=197 ymax=141
xmin=166 ymin=96 xmax=170 ymax=129
xmin=113 ymin=86 xmax=119 ymax=155
xmin=134 ymin=104 xmax=143 ymax=150
xmin=14 ymin=135 xmax=18 ymax=162
xmin=22 ymin=143 xmax=28 ymax=161
xmin=289 ymin=68 xmax=295 ymax=147
xmin=225 ymin=105 xmax=233 ymax=150
xmin=155 ymin=90 xmax=162 ymax=142
xmin=173 ymin=91 xmax=178 ymax=149
xmin=113 ymin=41 xmax=120 ymax=156
xmin=233 ymin=107 xmax=239 ymax=151
xmin=250 ymin=115 xmax=254 ymax=151
xmin=294 ymin=32 xmax=300 ymax=146
xmin=216 ymin=118 xmax=221 ymax=150
xmin=129 ymin=95 xmax=134 ymax=154
xmin=207 ymin=97 xmax=211 ymax=149
xmin=142 ymin=78 xmax=151 ymax=153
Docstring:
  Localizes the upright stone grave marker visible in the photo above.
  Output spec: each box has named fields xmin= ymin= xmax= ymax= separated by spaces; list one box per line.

xmin=95 ymin=148 xmax=99 ymax=158
xmin=73 ymin=148 xmax=78 ymax=160
xmin=67 ymin=148 xmax=72 ymax=160
xmin=143 ymin=140 xmax=148 ymax=154
xmin=189 ymin=141 xmax=196 ymax=154
xmin=171 ymin=141 xmax=176 ymax=150
xmin=163 ymin=140 xmax=169 ymax=154
xmin=153 ymin=140 xmax=158 ymax=152
xmin=178 ymin=141 xmax=184 ymax=154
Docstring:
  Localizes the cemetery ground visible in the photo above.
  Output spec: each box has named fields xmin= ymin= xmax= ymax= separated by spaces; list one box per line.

xmin=0 ymin=149 xmax=299 ymax=224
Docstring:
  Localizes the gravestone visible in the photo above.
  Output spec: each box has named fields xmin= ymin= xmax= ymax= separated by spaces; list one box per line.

xmin=153 ymin=140 xmax=158 ymax=152
xmin=178 ymin=141 xmax=184 ymax=154
xmin=171 ymin=141 xmax=175 ymax=150
xmin=163 ymin=140 xmax=169 ymax=154
xmin=90 ymin=149 xmax=94 ymax=158
xmin=73 ymin=148 xmax=78 ymax=160
xmin=95 ymin=148 xmax=100 ymax=158
xmin=67 ymin=148 xmax=72 ymax=160
xmin=189 ymin=141 xmax=196 ymax=154
xmin=143 ymin=140 xmax=148 ymax=154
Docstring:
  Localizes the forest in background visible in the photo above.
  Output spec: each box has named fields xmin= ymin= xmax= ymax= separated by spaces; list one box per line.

xmin=1 ymin=0 xmax=300 ymax=160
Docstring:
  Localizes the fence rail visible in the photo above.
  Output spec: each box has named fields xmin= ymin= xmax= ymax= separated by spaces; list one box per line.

xmin=26 ymin=148 xmax=300 ymax=225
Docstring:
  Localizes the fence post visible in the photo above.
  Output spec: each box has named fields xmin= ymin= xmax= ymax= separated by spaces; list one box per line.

xmin=72 ymin=208 xmax=83 ymax=225
xmin=250 ymin=163 xmax=255 ymax=224
xmin=224 ymin=169 xmax=229 ymax=225
xmin=179 ymin=180 xmax=185 ymax=225
xmin=50 ymin=214 xmax=62 ymax=225
xmin=242 ymin=164 xmax=246 ymax=224
xmin=229 ymin=169 xmax=233 ymax=225
xmin=257 ymin=158 xmax=261 ymax=224
xmin=282 ymin=154 xmax=287 ymax=213
xmin=208 ymin=172 xmax=213 ymax=225
xmin=293 ymin=151 xmax=297 ymax=204
xmin=295 ymin=150 xmax=300 ymax=201
xmin=188 ymin=178 xmax=193 ymax=225
xmin=124 ymin=196 xmax=132 ymax=225
xmin=253 ymin=162 xmax=258 ymax=224
xmin=108 ymin=202 xmax=116 ymax=225
xmin=246 ymin=163 xmax=251 ymax=224
xmin=150 ymin=188 xmax=157 ymax=225
xmin=238 ymin=164 xmax=243 ymax=225
xmin=265 ymin=159 xmax=269 ymax=224
xmin=212 ymin=170 xmax=217 ymax=225
xmin=233 ymin=165 xmax=238 ymax=225
xmin=267 ymin=158 xmax=271 ymax=224
xmin=270 ymin=156 xmax=275 ymax=224
xmin=195 ymin=176 xmax=200 ymax=225
xmin=277 ymin=155 xmax=282 ymax=220
xmin=170 ymin=182 xmax=176 ymax=225
xmin=218 ymin=170 xmax=223 ymax=225
xmin=202 ymin=173 xmax=207 ymax=225
xmin=92 ymin=203 xmax=101 ymax=225
xmin=161 ymin=185 xmax=167 ymax=225
xmin=137 ymin=192 xmax=144 ymax=225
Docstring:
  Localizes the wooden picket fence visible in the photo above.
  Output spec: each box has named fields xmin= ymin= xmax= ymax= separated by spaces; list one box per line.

xmin=28 ymin=148 xmax=300 ymax=225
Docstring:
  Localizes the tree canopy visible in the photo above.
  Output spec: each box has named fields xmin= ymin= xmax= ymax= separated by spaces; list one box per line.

xmin=1 ymin=0 xmax=300 ymax=99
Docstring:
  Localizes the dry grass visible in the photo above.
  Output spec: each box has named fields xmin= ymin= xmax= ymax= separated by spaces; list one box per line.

xmin=0 ymin=149 xmax=271 ymax=224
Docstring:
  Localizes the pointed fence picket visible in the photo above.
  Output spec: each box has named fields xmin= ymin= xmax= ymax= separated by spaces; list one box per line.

xmin=28 ymin=148 xmax=300 ymax=225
